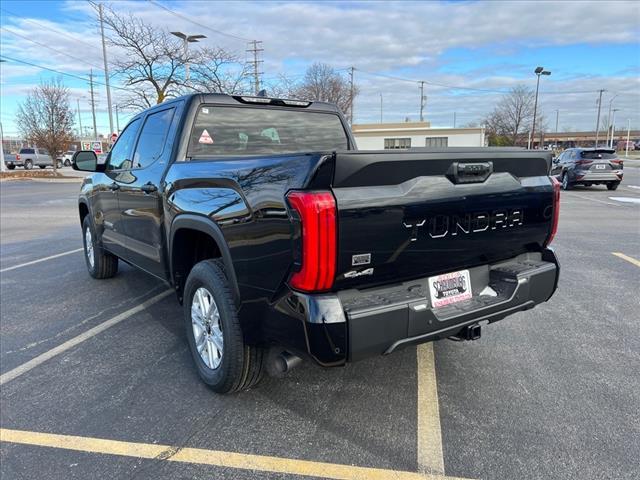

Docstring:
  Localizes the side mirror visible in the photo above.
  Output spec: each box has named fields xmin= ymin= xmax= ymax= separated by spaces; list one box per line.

xmin=72 ymin=150 xmax=101 ymax=172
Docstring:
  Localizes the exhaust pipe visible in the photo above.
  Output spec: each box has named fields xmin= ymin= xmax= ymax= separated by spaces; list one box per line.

xmin=266 ymin=350 xmax=302 ymax=377
xmin=449 ymin=323 xmax=481 ymax=342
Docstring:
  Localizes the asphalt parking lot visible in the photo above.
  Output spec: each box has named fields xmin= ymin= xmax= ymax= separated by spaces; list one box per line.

xmin=1 ymin=170 xmax=639 ymax=480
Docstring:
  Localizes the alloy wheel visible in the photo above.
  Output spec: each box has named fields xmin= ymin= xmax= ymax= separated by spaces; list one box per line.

xmin=191 ymin=287 xmax=224 ymax=370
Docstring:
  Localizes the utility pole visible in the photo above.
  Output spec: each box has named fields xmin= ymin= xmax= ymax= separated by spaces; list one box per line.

xmin=246 ymin=40 xmax=263 ymax=95
xmin=76 ymin=98 xmax=83 ymax=139
xmin=626 ymin=119 xmax=631 ymax=157
xmin=0 ymin=120 xmax=6 ymax=173
xmin=554 ymin=109 xmax=559 ymax=147
xmin=419 ymin=81 xmax=426 ymax=122
xmin=115 ymin=104 xmax=120 ymax=133
xmin=380 ymin=93 xmax=383 ymax=123
xmin=98 ymin=3 xmax=114 ymax=136
xmin=348 ymin=66 xmax=355 ymax=125
xmin=594 ymin=89 xmax=605 ymax=148
xmin=453 ymin=112 xmax=457 ymax=128
xmin=89 ymin=69 xmax=98 ymax=141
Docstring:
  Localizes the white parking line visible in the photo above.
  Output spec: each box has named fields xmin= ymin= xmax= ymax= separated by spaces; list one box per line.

xmin=417 ymin=343 xmax=445 ymax=475
xmin=0 ymin=290 xmax=172 ymax=386
xmin=0 ymin=248 xmax=83 ymax=273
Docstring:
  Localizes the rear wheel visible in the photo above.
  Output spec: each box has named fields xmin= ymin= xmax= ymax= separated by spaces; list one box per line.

xmin=607 ymin=182 xmax=619 ymax=191
xmin=82 ymin=215 xmax=118 ymax=279
xmin=184 ymin=259 xmax=264 ymax=393
xmin=64 ymin=159 xmax=71 ymax=167
xmin=561 ymin=172 xmax=572 ymax=190
xmin=24 ymin=160 xmax=33 ymax=170
xmin=7 ymin=164 xmax=15 ymax=170
xmin=39 ymin=165 xmax=46 ymax=169
xmin=56 ymin=160 xmax=63 ymax=169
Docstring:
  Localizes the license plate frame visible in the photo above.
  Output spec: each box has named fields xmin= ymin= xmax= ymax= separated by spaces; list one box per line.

xmin=428 ymin=269 xmax=472 ymax=308
xmin=595 ymin=164 xmax=606 ymax=169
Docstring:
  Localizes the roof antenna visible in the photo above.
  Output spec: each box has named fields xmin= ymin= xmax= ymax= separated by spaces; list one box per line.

xmin=257 ymin=89 xmax=268 ymax=97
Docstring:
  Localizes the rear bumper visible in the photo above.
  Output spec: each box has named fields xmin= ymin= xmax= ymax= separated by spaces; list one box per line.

xmin=575 ymin=170 xmax=622 ymax=183
xmin=270 ymin=249 xmax=559 ymax=366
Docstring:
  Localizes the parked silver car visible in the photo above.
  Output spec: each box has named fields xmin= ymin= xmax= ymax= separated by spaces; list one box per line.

xmin=10 ymin=148 xmax=62 ymax=170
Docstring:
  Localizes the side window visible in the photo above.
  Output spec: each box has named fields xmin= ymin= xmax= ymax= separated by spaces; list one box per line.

xmin=108 ymin=119 xmax=141 ymax=170
xmin=131 ymin=108 xmax=175 ymax=169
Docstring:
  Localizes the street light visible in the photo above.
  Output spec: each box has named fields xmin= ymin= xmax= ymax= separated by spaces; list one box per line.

xmin=171 ymin=31 xmax=207 ymax=82
xmin=529 ymin=66 xmax=551 ymax=149
xmin=605 ymin=94 xmax=619 ymax=146
xmin=610 ymin=108 xmax=620 ymax=148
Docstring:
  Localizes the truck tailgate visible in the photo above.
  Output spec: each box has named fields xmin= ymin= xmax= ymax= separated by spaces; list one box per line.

xmin=330 ymin=149 xmax=554 ymax=290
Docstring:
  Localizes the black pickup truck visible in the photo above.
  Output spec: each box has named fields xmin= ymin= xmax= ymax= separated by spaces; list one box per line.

xmin=73 ymin=93 xmax=560 ymax=393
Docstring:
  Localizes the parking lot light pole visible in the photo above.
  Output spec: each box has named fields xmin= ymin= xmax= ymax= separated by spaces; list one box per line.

xmin=170 ymin=31 xmax=206 ymax=83
xmin=610 ymin=109 xmax=619 ymax=148
xmin=529 ymin=66 xmax=551 ymax=150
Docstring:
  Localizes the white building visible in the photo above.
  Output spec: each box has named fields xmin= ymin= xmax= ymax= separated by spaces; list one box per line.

xmin=352 ymin=122 xmax=486 ymax=150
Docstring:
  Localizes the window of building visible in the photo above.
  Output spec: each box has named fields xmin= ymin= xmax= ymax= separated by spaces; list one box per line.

xmin=425 ymin=137 xmax=448 ymax=147
xmin=384 ymin=138 xmax=411 ymax=149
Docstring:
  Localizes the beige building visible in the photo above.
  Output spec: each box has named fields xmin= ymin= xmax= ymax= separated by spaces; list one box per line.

xmin=352 ymin=122 xmax=486 ymax=150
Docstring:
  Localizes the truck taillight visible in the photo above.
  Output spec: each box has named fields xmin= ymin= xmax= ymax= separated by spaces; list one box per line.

xmin=286 ymin=191 xmax=337 ymax=292
xmin=545 ymin=177 xmax=561 ymax=247
xmin=16 ymin=154 xmax=20 ymax=161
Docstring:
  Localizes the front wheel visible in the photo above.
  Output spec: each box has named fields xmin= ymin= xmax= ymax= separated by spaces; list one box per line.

xmin=82 ymin=216 xmax=118 ymax=279
xmin=64 ymin=160 xmax=71 ymax=167
xmin=561 ymin=172 xmax=572 ymax=190
xmin=607 ymin=182 xmax=619 ymax=191
xmin=184 ymin=259 xmax=264 ymax=393
xmin=56 ymin=160 xmax=63 ymax=169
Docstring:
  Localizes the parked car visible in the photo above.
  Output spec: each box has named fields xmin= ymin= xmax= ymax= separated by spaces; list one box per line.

xmin=72 ymin=93 xmax=560 ymax=393
xmin=12 ymin=148 xmax=62 ymax=170
xmin=60 ymin=151 xmax=76 ymax=166
xmin=616 ymin=140 xmax=635 ymax=152
xmin=551 ymin=147 xmax=623 ymax=190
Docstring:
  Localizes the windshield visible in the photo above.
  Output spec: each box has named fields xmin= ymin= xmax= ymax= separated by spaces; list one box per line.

xmin=187 ymin=106 xmax=349 ymax=157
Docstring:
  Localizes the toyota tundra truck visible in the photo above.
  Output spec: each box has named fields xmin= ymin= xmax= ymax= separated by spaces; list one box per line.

xmin=73 ymin=93 xmax=560 ymax=393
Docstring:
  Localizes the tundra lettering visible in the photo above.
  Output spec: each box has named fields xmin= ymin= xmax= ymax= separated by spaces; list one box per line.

xmin=75 ymin=93 xmax=559 ymax=393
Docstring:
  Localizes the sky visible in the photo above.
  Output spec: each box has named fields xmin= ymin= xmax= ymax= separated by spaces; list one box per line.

xmin=1 ymin=0 xmax=639 ymax=139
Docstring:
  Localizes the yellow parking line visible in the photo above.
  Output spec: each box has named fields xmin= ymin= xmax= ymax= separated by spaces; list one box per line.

xmin=0 ymin=428 xmax=473 ymax=480
xmin=612 ymin=252 xmax=640 ymax=268
xmin=417 ymin=343 xmax=445 ymax=475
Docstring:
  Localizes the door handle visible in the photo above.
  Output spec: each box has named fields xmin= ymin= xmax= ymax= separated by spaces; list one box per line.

xmin=109 ymin=182 xmax=120 ymax=191
xmin=141 ymin=183 xmax=157 ymax=194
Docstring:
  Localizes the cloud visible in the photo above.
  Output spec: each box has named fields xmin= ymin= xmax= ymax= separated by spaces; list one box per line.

xmin=1 ymin=0 xmax=638 ymax=134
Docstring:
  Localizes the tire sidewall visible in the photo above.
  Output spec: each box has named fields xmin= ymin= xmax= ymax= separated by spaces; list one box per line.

xmin=82 ymin=216 xmax=98 ymax=278
xmin=183 ymin=261 xmax=243 ymax=392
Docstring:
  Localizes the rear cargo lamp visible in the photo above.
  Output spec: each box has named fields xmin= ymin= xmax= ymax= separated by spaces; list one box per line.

xmin=286 ymin=191 xmax=337 ymax=292
xmin=545 ymin=177 xmax=561 ymax=247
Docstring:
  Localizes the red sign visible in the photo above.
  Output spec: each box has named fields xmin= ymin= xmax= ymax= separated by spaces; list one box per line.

xmin=111 ymin=133 xmax=118 ymax=143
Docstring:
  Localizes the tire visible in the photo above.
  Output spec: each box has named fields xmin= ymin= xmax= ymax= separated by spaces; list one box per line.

xmin=561 ymin=172 xmax=572 ymax=190
xmin=7 ymin=164 xmax=15 ymax=170
xmin=64 ymin=160 xmax=71 ymax=167
xmin=607 ymin=182 xmax=619 ymax=191
xmin=184 ymin=259 xmax=264 ymax=393
xmin=56 ymin=160 xmax=63 ymax=169
xmin=24 ymin=160 xmax=33 ymax=170
xmin=82 ymin=215 xmax=118 ymax=279
xmin=39 ymin=165 xmax=46 ymax=169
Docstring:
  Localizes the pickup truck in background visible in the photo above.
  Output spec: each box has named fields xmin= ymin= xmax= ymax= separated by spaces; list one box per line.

xmin=6 ymin=147 xmax=62 ymax=170
xmin=73 ymin=93 xmax=560 ymax=393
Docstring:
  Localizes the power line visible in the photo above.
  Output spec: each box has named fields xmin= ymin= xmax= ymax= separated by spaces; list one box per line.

xmin=0 ymin=27 xmax=105 ymax=71
xmin=146 ymin=0 xmax=252 ymax=42
xmin=0 ymin=6 xmax=100 ymax=52
xmin=0 ymin=55 xmax=131 ymax=93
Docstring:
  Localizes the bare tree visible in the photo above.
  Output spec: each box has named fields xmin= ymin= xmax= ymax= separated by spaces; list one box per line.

xmin=293 ymin=63 xmax=357 ymax=116
xmin=16 ymin=79 xmax=74 ymax=173
xmin=99 ymin=6 xmax=248 ymax=109
xmin=484 ymin=85 xmax=535 ymax=146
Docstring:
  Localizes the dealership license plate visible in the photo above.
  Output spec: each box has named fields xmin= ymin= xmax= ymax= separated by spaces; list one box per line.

xmin=428 ymin=269 xmax=472 ymax=308
xmin=596 ymin=164 xmax=606 ymax=169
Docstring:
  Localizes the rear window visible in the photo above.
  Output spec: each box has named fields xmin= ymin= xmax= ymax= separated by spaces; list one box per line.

xmin=187 ymin=106 xmax=348 ymax=157
xmin=20 ymin=148 xmax=35 ymax=154
xmin=580 ymin=150 xmax=616 ymax=159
